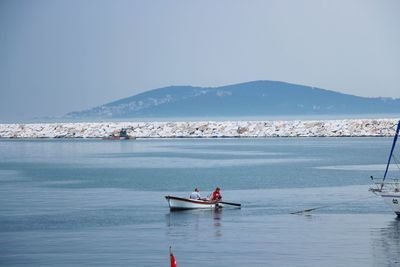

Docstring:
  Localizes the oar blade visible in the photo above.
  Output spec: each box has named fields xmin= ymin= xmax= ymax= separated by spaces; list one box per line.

xmin=220 ymin=201 xmax=241 ymax=207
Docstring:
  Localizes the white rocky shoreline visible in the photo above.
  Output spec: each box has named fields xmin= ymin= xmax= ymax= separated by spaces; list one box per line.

xmin=0 ymin=119 xmax=398 ymax=139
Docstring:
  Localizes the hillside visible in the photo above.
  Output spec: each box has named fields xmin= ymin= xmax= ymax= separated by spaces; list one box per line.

xmin=65 ymin=81 xmax=400 ymax=118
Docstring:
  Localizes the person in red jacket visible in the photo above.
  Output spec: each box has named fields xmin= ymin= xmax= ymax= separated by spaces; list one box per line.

xmin=211 ymin=187 xmax=222 ymax=201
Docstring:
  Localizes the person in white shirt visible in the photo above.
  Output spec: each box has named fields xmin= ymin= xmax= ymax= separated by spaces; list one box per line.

xmin=189 ymin=188 xmax=202 ymax=200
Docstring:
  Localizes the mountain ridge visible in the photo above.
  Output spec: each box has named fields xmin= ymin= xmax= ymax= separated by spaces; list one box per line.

xmin=65 ymin=80 xmax=400 ymax=119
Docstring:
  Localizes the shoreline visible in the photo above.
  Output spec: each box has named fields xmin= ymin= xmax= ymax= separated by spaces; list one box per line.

xmin=0 ymin=118 xmax=398 ymax=139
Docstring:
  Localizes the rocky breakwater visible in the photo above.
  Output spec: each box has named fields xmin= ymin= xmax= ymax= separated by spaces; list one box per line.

xmin=0 ymin=119 xmax=398 ymax=139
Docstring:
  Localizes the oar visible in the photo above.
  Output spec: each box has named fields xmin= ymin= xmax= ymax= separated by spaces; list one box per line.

xmin=219 ymin=201 xmax=241 ymax=207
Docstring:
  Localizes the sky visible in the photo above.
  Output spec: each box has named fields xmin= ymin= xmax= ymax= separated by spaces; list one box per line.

xmin=0 ymin=0 xmax=399 ymax=122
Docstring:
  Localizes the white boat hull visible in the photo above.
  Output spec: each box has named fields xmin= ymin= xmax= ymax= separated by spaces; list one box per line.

xmin=380 ymin=192 xmax=400 ymax=216
xmin=165 ymin=196 xmax=223 ymax=210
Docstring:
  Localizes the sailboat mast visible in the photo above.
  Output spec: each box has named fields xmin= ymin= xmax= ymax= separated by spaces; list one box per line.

xmin=383 ymin=120 xmax=400 ymax=183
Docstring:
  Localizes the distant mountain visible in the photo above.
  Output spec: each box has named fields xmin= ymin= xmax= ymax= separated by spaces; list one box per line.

xmin=65 ymin=81 xmax=400 ymax=119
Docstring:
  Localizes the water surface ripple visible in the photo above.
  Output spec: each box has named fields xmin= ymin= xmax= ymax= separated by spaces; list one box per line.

xmin=0 ymin=138 xmax=399 ymax=266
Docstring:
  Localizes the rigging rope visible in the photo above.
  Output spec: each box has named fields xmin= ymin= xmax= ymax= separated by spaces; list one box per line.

xmin=392 ymin=154 xmax=400 ymax=172
xmin=383 ymin=120 xmax=400 ymax=182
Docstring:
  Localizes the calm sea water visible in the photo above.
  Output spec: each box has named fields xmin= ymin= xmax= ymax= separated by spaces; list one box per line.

xmin=0 ymin=138 xmax=399 ymax=266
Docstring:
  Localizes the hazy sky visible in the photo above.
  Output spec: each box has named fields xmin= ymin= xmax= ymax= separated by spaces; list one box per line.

xmin=0 ymin=0 xmax=399 ymax=121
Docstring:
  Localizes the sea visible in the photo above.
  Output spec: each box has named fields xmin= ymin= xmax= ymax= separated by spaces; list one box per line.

xmin=0 ymin=138 xmax=399 ymax=267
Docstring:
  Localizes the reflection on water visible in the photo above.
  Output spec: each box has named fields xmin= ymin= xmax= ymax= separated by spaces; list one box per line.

xmin=372 ymin=218 xmax=400 ymax=267
xmin=213 ymin=209 xmax=222 ymax=237
xmin=166 ymin=209 xmax=224 ymax=239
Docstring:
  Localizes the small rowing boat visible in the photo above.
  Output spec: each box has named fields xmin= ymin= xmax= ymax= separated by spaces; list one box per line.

xmin=103 ymin=128 xmax=134 ymax=140
xmin=165 ymin=195 xmax=224 ymax=210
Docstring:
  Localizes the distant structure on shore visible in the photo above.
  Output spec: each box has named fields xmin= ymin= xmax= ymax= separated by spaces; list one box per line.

xmin=0 ymin=119 xmax=397 ymax=139
xmin=65 ymin=81 xmax=400 ymax=120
